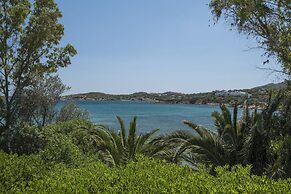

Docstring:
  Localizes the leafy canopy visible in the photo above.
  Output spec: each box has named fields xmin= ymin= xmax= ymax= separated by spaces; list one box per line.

xmin=210 ymin=0 xmax=291 ymax=75
xmin=0 ymin=0 xmax=76 ymax=131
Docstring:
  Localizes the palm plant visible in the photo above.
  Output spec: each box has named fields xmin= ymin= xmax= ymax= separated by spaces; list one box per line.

xmin=167 ymin=89 xmax=291 ymax=177
xmin=258 ymin=90 xmax=291 ymax=178
xmin=94 ymin=116 xmax=160 ymax=166
xmin=211 ymin=104 xmax=242 ymax=163
xmin=240 ymin=91 xmax=287 ymax=175
xmin=163 ymin=104 xmax=245 ymax=167
xmin=172 ymin=123 xmax=231 ymax=166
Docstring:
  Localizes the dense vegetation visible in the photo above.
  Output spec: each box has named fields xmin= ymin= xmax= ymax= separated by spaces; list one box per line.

xmin=210 ymin=0 xmax=291 ymax=75
xmin=1 ymin=152 xmax=291 ymax=193
xmin=0 ymin=0 xmax=76 ymax=152
xmin=0 ymin=0 xmax=290 ymax=193
xmin=0 ymin=89 xmax=290 ymax=192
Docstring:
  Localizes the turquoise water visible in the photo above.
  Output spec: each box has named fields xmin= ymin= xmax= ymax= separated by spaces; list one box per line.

xmin=57 ymin=101 xmax=223 ymax=133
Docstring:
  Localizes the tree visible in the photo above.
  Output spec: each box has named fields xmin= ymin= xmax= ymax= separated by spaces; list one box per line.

xmin=209 ymin=0 xmax=291 ymax=75
xmin=0 ymin=0 xmax=76 ymax=134
xmin=56 ymin=102 xmax=90 ymax=123
xmin=18 ymin=74 xmax=69 ymax=126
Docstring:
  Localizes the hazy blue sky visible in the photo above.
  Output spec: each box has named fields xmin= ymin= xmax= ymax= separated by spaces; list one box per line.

xmin=56 ymin=0 xmax=282 ymax=95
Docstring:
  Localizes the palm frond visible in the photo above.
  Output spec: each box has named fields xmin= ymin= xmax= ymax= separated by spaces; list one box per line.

xmin=128 ymin=117 xmax=137 ymax=159
xmin=117 ymin=116 xmax=127 ymax=147
xmin=211 ymin=111 xmax=225 ymax=135
xmin=136 ymin=128 xmax=159 ymax=153
xmin=220 ymin=104 xmax=232 ymax=127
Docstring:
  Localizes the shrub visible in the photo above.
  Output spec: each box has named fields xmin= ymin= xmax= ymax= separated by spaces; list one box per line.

xmin=0 ymin=154 xmax=289 ymax=193
xmin=56 ymin=102 xmax=90 ymax=123
xmin=45 ymin=119 xmax=98 ymax=154
xmin=39 ymin=134 xmax=82 ymax=165
xmin=7 ymin=124 xmax=47 ymax=155
xmin=0 ymin=151 xmax=47 ymax=193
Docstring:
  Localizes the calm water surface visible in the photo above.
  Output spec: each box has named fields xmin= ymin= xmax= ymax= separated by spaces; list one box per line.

xmin=57 ymin=101 xmax=226 ymax=133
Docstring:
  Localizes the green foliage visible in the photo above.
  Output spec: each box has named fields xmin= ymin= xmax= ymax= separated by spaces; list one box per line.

xmin=37 ymin=119 xmax=99 ymax=165
xmin=209 ymin=0 xmax=291 ymax=75
xmin=7 ymin=124 xmax=47 ymax=155
xmin=2 ymin=119 xmax=100 ymax=166
xmin=1 ymin=119 xmax=98 ymax=164
xmin=39 ymin=134 xmax=82 ymax=165
xmin=94 ymin=117 xmax=161 ymax=166
xmin=162 ymin=89 xmax=291 ymax=178
xmin=0 ymin=153 xmax=291 ymax=193
xmin=0 ymin=97 xmax=289 ymax=192
xmin=164 ymin=122 xmax=230 ymax=166
xmin=18 ymin=75 xmax=69 ymax=126
xmin=0 ymin=0 xmax=76 ymax=148
xmin=0 ymin=151 xmax=47 ymax=193
xmin=56 ymin=102 xmax=90 ymax=123
xmin=45 ymin=119 xmax=98 ymax=155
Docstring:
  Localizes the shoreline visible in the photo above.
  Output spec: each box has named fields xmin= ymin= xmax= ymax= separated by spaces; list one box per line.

xmin=59 ymin=98 xmax=263 ymax=109
xmin=60 ymin=82 xmax=283 ymax=109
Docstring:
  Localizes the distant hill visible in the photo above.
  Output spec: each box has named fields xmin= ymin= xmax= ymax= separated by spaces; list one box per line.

xmin=249 ymin=82 xmax=286 ymax=91
xmin=62 ymin=82 xmax=287 ymax=106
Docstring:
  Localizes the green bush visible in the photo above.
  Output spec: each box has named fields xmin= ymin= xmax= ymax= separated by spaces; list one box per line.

xmin=1 ymin=120 xmax=96 ymax=156
xmin=0 ymin=151 xmax=47 ymax=193
xmin=7 ymin=124 xmax=47 ymax=155
xmin=39 ymin=134 xmax=82 ymax=165
xmin=56 ymin=102 xmax=90 ymax=123
xmin=37 ymin=120 xmax=98 ymax=165
xmin=44 ymin=119 xmax=98 ymax=154
xmin=1 ymin=119 xmax=291 ymax=193
xmin=0 ymin=153 xmax=290 ymax=193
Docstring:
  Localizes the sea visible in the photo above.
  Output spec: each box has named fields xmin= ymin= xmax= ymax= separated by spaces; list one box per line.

xmin=57 ymin=100 xmax=230 ymax=133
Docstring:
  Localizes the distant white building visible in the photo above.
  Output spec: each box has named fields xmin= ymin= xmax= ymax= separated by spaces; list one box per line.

xmin=214 ymin=90 xmax=229 ymax=96
xmin=215 ymin=90 xmax=252 ymax=98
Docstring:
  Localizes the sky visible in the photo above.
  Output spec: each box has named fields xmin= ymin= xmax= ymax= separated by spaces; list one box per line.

xmin=56 ymin=0 xmax=283 ymax=95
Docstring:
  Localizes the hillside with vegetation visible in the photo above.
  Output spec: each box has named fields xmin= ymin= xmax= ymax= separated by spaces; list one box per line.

xmin=62 ymin=82 xmax=286 ymax=107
